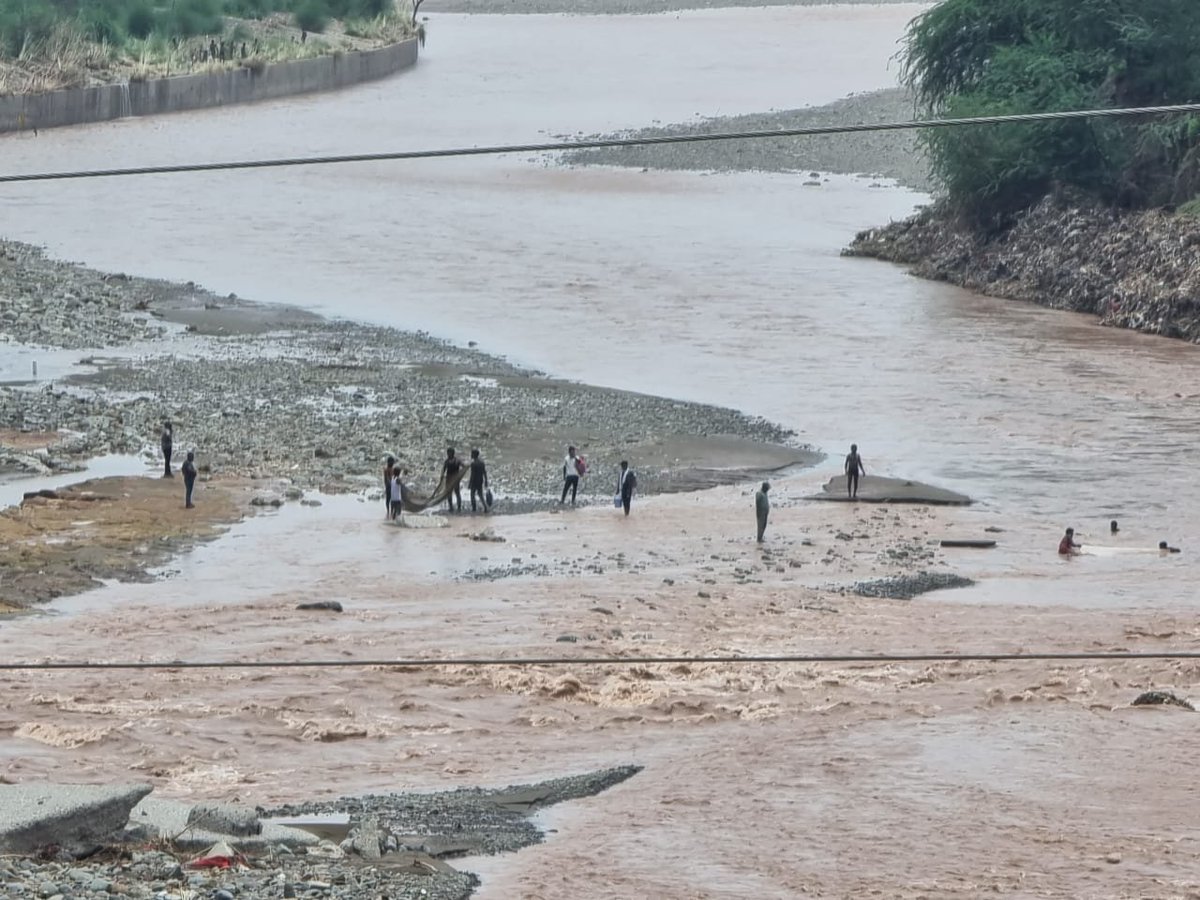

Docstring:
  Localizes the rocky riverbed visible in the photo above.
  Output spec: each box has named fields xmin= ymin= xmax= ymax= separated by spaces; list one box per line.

xmin=0 ymin=240 xmax=812 ymax=509
xmin=0 ymin=768 xmax=639 ymax=900
xmin=561 ymin=88 xmax=932 ymax=192
xmin=845 ymin=193 xmax=1200 ymax=343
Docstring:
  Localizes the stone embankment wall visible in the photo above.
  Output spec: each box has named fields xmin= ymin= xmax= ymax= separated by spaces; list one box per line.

xmin=0 ymin=37 xmax=417 ymax=134
xmin=845 ymin=194 xmax=1200 ymax=343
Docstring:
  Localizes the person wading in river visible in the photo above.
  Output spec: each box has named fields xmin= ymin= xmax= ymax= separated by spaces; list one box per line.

xmin=182 ymin=450 xmax=197 ymax=509
xmin=161 ymin=421 xmax=174 ymax=478
xmin=442 ymin=448 xmax=464 ymax=513
xmin=756 ymin=481 xmax=771 ymax=542
xmin=1058 ymin=527 xmax=1080 ymax=556
xmin=383 ymin=455 xmax=396 ymax=518
xmin=468 ymin=449 xmax=490 ymax=513
xmin=845 ymin=443 xmax=865 ymax=499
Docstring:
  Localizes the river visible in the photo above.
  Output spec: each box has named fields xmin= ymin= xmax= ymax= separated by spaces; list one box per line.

xmin=4 ymin=4 xmax=1197 ymax=607
xmin=2 ymin=5 xmax=1198 ymax=894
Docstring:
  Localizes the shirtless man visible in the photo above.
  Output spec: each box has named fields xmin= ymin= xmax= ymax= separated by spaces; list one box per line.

xmin=442 ymin=448 xmax=464 ymax=513
xmin=1058 ymin=528 xmax=1080 ymax=556
xmin=845 ymin=443 xmax=865 ymax=499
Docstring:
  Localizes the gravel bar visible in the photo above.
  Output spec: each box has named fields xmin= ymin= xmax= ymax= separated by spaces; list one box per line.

xmin=0 ymin=240 xmax=808 ymax=508
xmin=561 ymin=87 xmax=935 ymax=192
xmin=428 ymin=0 xmax=918 ymax=16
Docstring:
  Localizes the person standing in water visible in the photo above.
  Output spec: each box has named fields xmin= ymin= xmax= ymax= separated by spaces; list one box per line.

xmin=755 ymin=481 xmax=771 ymax=542
xmin=391 ymin=468 xmax=405 ymax=521
xmin=442 ymin=448 xmax=464 ymax=513
xmin=1058 ymin=528 xmax=1080 ymax=556
xmin=617 ymin=460 xmax=637 ymax=516
xmin=845 ymin=443 xmax=865 ymax=499
xmin=383 ymin=455 xmax=396 ymax=518
xmin=161 ymin=421 xmax=174 ymax=478
xmin=561 ymin=445 xmax=583 ymax=506
xmin=468 ymin=449 xmax=489 ymax=513
xmin=182 ymin=450 xmax=197 ymax=509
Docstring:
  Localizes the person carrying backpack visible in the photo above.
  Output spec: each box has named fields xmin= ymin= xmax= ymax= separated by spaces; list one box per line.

xmin=616 ymin=460 xmax=637 ymax=516
xmin=561 ymin=445 xmax=585 ymax=505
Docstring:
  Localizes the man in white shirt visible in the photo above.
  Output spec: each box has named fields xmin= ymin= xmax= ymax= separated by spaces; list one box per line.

xmin=561 ymin=445 xmax=582 ymax=505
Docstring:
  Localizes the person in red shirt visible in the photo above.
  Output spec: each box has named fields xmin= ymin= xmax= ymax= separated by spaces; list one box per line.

xmin=1058 ymin=528 xmax=1080 ymax=556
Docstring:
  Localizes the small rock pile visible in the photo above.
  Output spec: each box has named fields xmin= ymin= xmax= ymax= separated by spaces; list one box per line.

xmin=852 ymin=571 xmax=975 ymax=600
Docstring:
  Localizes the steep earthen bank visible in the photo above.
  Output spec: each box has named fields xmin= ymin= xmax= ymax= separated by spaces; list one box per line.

xmin=845 ymin=194 xmax=1200 ymax=342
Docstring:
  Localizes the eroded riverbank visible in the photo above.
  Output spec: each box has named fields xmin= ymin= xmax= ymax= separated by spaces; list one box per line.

xmin=847 ymin=194 xmax=1200 ymax=344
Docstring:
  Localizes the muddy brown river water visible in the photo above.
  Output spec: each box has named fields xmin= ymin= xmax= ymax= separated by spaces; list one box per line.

xmin=3 ymin=5 xmax=1200 ymax=897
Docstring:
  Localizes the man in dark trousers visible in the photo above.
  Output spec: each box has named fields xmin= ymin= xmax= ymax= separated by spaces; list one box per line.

xmin=561 ymin=445 xmax=582 ymax=505
xmin=182 ymin=450 xmax=197 ymax=509
xmin=756 ymin=481 xmax=771 ymax=542
xmin=383 ymin=455 xmax=396 ymax=518
xmin=161 ymin=421 xmax=174 ymax=477
xmin=468 ymin=448 xmax=489 ymax=513
xmin=442 ymin=448 xmax=464 ymax=513
xmin=845 ymin=443 xmax=865 ymax=499
xmin=617 ymin=460 xmax=637 ymax=516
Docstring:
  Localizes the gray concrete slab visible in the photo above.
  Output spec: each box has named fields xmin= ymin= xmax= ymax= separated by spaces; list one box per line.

xmin=127 ymin=797 xmax=319 ymax=850
xmin=807 ymin=474 xmax=972 ymax=505
xmin=0 ymin=783 xmax=152 ymax=852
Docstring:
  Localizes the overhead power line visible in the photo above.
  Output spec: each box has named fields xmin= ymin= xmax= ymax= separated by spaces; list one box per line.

xmin=2 ymin=650 xmax=1199 ymax=671
xmin=2 ymin=101 xmax=1200 ymax=184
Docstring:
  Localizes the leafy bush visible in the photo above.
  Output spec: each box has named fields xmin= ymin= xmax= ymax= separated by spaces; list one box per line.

xmin=901 ymin=0 xmax=1200 ymax=219
xmin=0 ymin=0 xmax=58 ymax=55
xmin=168 ymin=0 xmax=223 ymax=36
xmin=123 ymin=1 xmax=152 ymax=37
xmin=291 ymin=0 xmax=327 ymax=32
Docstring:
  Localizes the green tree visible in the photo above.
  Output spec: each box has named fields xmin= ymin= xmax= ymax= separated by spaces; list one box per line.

xmin=292 ymin=0 xmax=327 ymax=31
xmin=901 ymin=0 xmax=1200 ymax=220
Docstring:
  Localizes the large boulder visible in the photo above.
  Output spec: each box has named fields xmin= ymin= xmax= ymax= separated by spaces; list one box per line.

xmin=0 ymin=783 xmax=152 ymax=853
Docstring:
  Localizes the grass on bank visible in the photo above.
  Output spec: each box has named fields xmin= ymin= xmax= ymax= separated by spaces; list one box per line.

xmin=0 ymin=0 xmax=417 ymax=93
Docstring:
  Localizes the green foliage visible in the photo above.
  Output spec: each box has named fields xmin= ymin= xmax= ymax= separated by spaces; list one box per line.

xmin=291 ymin=0 xmax=327 ymax=32
xmin=122 ymin=0 xmax=151 ymax=37
xmin=167 ymin=0 xmax=222 ymax=37
xmin=0 ymin=0 xmax=58 ymax=55
xmin=1177 ymin=197 xmax=1200 ymax=219
xmin=0 ymin=0 xmax=399 ymax=58
xmin=901 ymin=0 xmax=1200 ymax=219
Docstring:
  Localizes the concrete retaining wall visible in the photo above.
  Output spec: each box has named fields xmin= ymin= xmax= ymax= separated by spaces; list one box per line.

xmin=0 ymin=37 xmax=418 ymax=134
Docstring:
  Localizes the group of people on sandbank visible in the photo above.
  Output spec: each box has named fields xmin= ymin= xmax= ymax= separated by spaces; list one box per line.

xmin=380 ymin=444 xmax=641 ymax=521
xmin=1058 ymin=520 xmax=1181 ymax=557
xmin=374 ymin=441 xmax=865 ymax=544
xmin=383 ymin=447 xmax=493 ymax=520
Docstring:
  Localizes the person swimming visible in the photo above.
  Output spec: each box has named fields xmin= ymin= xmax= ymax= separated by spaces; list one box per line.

xmin=1159 ymin=541 xmax=1181 ymax=554
xmin=1110 ymin=519 xmax=1119 ymax=534
xmin=1058 ymin=528 xmax=1080 ymax=556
